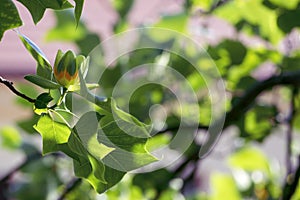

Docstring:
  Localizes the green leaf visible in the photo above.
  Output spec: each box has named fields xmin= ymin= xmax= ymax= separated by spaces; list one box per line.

xmin=156 ymin=13 xmax=188 ymax=32
xmin=99 ymin=114 xmax=157 ymax=172
xmin=210 ymin=173 xmax=241 ymax=200
xmin=49 ymin=109 xmax=78 ymax=128
xmin=69 ymin=131 xmax=125 ymax=193
xmin=74 ymin=111 xmax=115 ymax=160
xmin=34 ymin=115 xmax=71 ymax=154
xmin=78 ymin=70 xmax=110 ymax=113
xmin=16 ymin=0 xmax=73 ymax=24
xmin=74 ymin=0 xmax=84 ymax=25
xmin=269 ymin=0 xmax=299 ymax=9
xmin=25 ymin=74 xmax=61 ymax=89
xmin=86 ymin=165 xmax=125 ymax=194
xmin=46 ymin=10 xmax=87 ymax=42
xmin=214 ymin=0 xmax=283 ymax=44
xmin=228 ymin=147 xmax=271 ymax=174
xmin=112 ymin=0 xmax=134 ymax=18
xmin=35 ymin=93 xmax=53 ymax=109
xmin=68 ymin=83 xmax=99 ymax=92
xmin=18 ymin=33 xmax=53 ymax=79
xmin=208 ymin=40 xmax=247 ymax=70
xmin=240 ymin=105 xmax=277 ymax=141
xmin=277 ymin=9 xmax=300 ymax=33
xmin=76 ymin=33 xmax=100 ymax=55
xmin=0 ymin=0 xmax=22 ymax=41
xmin=77 ymin=72 xmax=157 ymax=171
xmin=0 ymin=126 xmax=21 ymax=149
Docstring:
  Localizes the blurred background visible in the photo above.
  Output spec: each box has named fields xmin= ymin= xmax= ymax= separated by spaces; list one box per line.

xmin=1 ymin=0 xmax=300 ymax=199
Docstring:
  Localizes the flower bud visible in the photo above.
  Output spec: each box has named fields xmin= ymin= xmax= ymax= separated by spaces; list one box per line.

xmin=54 ymin=50 xmax=79 ymax=88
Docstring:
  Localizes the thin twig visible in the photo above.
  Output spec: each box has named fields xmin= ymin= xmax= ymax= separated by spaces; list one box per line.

xmin=0 ymin=76 xmax=35 ymax=103
xmin=57 ymin=178 xmax=82 ymax=200
xmin=286 ymin=88 xmax=297 ymax=176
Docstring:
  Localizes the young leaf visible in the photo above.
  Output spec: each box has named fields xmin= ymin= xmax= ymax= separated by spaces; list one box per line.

xmin=18 ymin=33 xmax=53 ymax=79
xmin=34 ymin=115 xmax=71 ymax=154
xmin=0 ymin=0 xmax=22 ymax=41
xmin=74 ymin=0 xmax=84 ymax=25
xmin=25 ymin=74 xmax=61 ymax=89
xmin=16 ymin=0 xmax=73 ymax=24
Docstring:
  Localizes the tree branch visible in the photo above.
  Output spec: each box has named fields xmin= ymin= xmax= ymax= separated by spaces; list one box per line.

xmin=225 ymin=70 xmax=300 ymax=125
xmin=285 ymin=88 xmax=297 ymax=176
xmin=282 ymin=155 xmax=300 ymax=200
xmin=0 ymin=75 xmax=35 ymax=103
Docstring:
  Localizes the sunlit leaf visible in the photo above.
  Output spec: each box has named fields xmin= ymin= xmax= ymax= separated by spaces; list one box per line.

xmin=34 ymin=115 xmax=71 ymax=154
xmin=269 ymin=0 xmax=299 ymax=9
xmin=210 ymin=173 xmax=241 ymax=200
xmin=228 ymin=147 xmax=271 ymax=174
xmin=46 ymin=10 xmax=87 ymax=42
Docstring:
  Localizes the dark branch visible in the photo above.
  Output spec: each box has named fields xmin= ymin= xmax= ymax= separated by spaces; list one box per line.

xmin=0 ymin=76 xmax=35 ymax=103
xmin=57 ymin=178 xmax=82 ymax=200
xmin=225 ymin=70 xmax=300 ymax=126
xmin=282 ymin=155 xmax=300 ymax=200
xmin=285 ymin=88 xmax=297 ymax=176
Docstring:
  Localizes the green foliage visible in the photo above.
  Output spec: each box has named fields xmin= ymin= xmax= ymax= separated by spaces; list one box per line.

xmin=34 ymin=115 xmax=71 ymax=154
xmin=210 ymin=173 xmax=241 ymax=200
xmin=10 ymin=31 xmax=157 ymax=193
xmin=0 ymin=0 xmax=84 ymax=41
xmin=46 ymin=10 xmax=100 ymax=55
xmin=228 ymin=147 xmax=270 ymax=174
xmin=112 ymin=0 xmax=134 ymax=18
xmin=0 ymin=126 xmax=21 ymax=149
xmin=16 ymin=0 xmax=73 ymax=24
xmin=0 ymin=0 xmax=22 ymax=41
xmin=19 ymin=32 xmax=52 ymax=79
